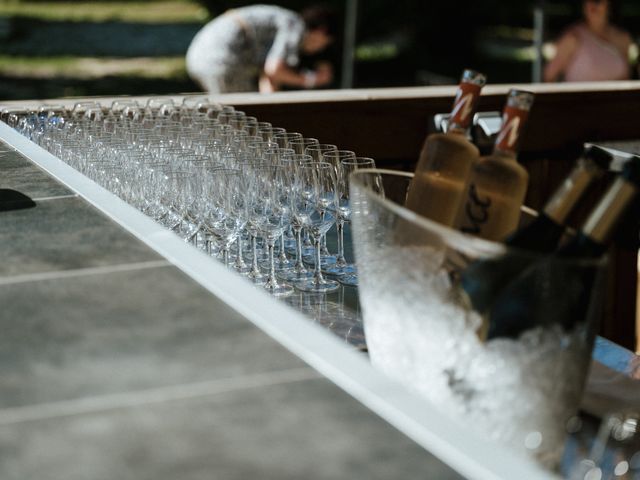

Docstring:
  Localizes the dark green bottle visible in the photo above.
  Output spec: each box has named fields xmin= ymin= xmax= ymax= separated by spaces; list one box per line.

xmin=487 ymin=155 xmax=640 ymax=340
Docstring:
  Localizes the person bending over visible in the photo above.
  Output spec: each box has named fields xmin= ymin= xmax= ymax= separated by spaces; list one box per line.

xmin=186 ymin=4 xmax=337 ymax=94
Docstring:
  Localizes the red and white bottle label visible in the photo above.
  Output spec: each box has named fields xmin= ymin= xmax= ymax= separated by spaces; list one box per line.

xmin=449 ymin=82 xmax=482 ymax=130
xmin=495 ymin=106 xmax=529 ymax=153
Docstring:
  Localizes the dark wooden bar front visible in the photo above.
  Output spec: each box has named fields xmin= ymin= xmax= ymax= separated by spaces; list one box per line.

xmin=3 ymin=82 xmax=639 ymax=350
xmin=226 ymin=82 xmax=640 ymax=352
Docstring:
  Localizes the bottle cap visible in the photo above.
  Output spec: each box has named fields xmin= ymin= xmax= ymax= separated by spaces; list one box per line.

xmin=448 ymin=69 xmax=487 ymax=132
xmin=461 ymin=69 xmax=487 ymax=87
xmin=505 ymin=89 xmax=535 ymax=111
xmin=583 ymin=145 xmax=613 ymax=171
xmin=621 ymin=155 xmax=640 ymax=185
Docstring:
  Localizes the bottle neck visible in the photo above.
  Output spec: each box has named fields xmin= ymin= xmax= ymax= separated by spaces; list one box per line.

xmin=581 ymin=177 xmax=637 ymax=245
xmin=543 ymin=159 xmax=601 ymax=225
xmin=448 ymin=82 xmax=483 ymax=133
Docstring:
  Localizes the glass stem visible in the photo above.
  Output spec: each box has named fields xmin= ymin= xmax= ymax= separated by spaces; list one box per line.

xmin=251 ymin=234 xmax=260 ymax=274
xmin=236 ymin=236 xmax=243 ymax=262
xmin=223 ymin=248 xmax=230 ymax=267
xmin=278 ymin=234 xmax=287 ymax=262
xmin=336 ymin=218 xmax=346 ymax=266
xmin=294 ymin=226 xmax=306 ymax=271
xmin=314 ymin=236 xmax=324 ymax=284
xmin=268 ymin=240 xmax=277 ymax=283
xmin=234 ymin=236 xmax=246 ymax=268
xmin=320 ymin=210 xmax=328 ymax=254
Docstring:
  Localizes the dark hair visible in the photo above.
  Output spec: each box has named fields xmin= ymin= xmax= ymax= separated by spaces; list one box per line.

xmin=301 ymin=5 xmax=339 ymax=37
xmin=581 ymin=0 xmax=621 ymax=20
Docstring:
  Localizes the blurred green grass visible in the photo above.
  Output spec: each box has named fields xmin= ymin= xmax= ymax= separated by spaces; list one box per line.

xmin=0 ymin=0 xmax=202 ymax=99
xmin=0 ymin=55 xmax=187 ymax=79
xmin=0 ymin=1 xmax=208 ymax=23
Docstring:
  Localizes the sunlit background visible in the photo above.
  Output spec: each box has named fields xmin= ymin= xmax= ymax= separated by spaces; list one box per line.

xmin=0 ymin=0 xmax=638 ymax=100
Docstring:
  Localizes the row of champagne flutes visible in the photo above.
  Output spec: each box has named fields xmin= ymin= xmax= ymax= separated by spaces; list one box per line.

xmin=17 ymin=97 xmax=375 ymax=302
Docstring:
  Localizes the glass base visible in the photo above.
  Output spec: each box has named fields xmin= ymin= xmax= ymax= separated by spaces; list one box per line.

xmin=338 ymin=273 xmax=358 ymax=287
xmin=277 ymin=268 xmax=314 ymax=282
xmin=192 ymin=231 xmax=208 ymax=249
xmin=304 ymin=254 xmax=337 ymax=267
xmin=322 ymin=262 xmax=356 ymax=276
xmin=346 ymin=323 xmax=366 ymax=351
xmin=295 ymin=277 xmax=340 ymax=293
xmin=264 ymin=280 xmax=295 ymax=297
xmin=261 ymin=258 xmax=295 ymax=272
xmin=228 ymin=252 xmax=251 ymax=274
xmin=233 ymin=264 xmax=252 ymax=275
xmin=277 ymin=257 xmax=295 ymax=269
xmin=248 ymin=271 xmax=267 ymax=286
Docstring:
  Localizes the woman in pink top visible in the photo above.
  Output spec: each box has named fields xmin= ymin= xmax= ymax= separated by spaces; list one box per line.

xmin=544 ymin=0 xmax=634 ymax=82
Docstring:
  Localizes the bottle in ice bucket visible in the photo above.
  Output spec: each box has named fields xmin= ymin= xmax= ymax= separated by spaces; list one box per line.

xmin=459 ymin=145 xmax=613 ymax=316
xmin=404 ymin=69 xmax=487 ymax=226
xmin=487 ymin=155 xmax=640 ymax=340
xmin=456 ymin=89 xmax=534 ymax=240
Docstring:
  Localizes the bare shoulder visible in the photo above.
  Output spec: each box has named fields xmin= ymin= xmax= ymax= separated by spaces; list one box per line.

xmin=555 ymin=25 xmax=580 ymax=51
xmin=609 ymin=25 xmax=633 ymax=49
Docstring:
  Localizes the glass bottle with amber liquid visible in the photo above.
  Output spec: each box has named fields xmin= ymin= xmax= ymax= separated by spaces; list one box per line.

xmin=456 ymin=89 xmax=535 ymax=241
xmin=404 ymin=69 xmax=487 ymax=226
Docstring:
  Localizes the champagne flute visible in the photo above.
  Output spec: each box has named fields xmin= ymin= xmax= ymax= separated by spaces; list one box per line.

xmin=255 ymin=165 xmax=295 ymax=296
xmin=288 ymin=137 xmax=319 ymax=156
xmin=203 ymin=170 xmax=247 ymax=266
xmin=320 ymin=150 xmax=356 ymax=276
xmin=304 ymin=143 xmax=339 ymax=263
xmin=295 ymin=163 xmax=340 ymax=293
xmin=328 ymin=157 xmax=376 ymax=286
xmin=273 ymin=131 xmax=303 ymax=150
xmin=279 ymin=154 xmax=315 ymax=282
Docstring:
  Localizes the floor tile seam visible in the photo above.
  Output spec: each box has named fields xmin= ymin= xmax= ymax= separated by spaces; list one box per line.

xmin=0 ymin=367 xmax=321 ymax=426
xmin=0 ymin=259 xmax=172 ymax=286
